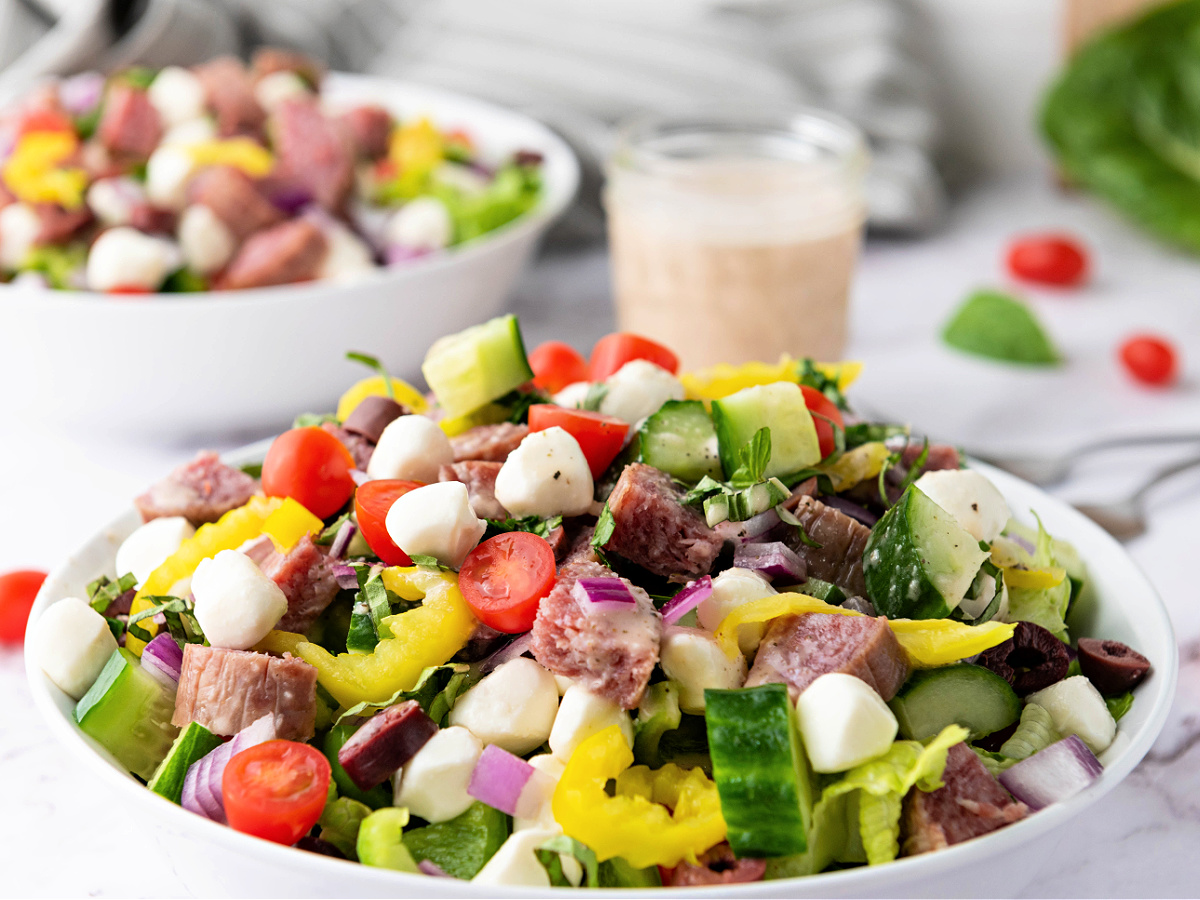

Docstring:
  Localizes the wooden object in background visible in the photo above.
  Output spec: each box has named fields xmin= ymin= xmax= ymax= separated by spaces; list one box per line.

xmin=1063 ymin=0 xmax=1172 ymax=52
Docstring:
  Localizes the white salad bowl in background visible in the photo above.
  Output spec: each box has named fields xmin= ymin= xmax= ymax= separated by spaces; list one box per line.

xmin=0 ymin=74 xmax=579 ymax=437
xmin=24 ymin=457 xmax=1177 ymax=899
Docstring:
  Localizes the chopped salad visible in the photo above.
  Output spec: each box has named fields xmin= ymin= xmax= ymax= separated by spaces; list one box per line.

xmin=32 ymin=316 xmax=1153 ymax=887
xmin=0 ymin=49 xmax=542 ymax=293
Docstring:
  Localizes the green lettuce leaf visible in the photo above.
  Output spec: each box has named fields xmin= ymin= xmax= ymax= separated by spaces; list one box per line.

xmin=536 ymin=835 xmax=600 ymax=888
xmin=1004 ymin=515 xmax=1073 ymax=640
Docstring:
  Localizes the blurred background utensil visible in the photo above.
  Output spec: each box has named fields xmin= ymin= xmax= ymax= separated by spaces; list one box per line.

xmin=978 ymin=432 xmax=1200 ymax=487
xmin=1073 ymin=453 xmax=1200 ymax=541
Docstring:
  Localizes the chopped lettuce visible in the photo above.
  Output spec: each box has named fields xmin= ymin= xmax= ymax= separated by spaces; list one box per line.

xmin=19 ymin=243 xmax=87 ymax=289
xmin=1003 ymin=516 xmax=1074 ymax=640
xmin=536 ymin=835 xmax=600 ymax=888
xmin=318 ymin=796 xmax=372 ymax=859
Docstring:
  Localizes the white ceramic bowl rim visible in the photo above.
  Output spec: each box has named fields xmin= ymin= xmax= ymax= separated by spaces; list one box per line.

xmin=0 ymin=74 xmax=580 ymax=307
xmin=24 ymin=454 xmax=1178 ymax=897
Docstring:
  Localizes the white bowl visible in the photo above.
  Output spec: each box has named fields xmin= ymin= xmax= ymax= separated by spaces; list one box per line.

xmin=24 ymin=457 xmax=1177 ymax=898
xmin=0 ymin=74 xmax=579 ymax=437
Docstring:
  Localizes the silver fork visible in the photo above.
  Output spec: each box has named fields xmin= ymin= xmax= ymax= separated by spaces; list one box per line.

xmin=1073 ymin=453 xmax=1200 ymax=541
xmin=976 ymin=432 xmax=1200 ymax=487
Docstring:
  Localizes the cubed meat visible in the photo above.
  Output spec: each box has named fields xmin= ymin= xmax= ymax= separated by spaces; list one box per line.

xmin=219 ymin=218 xmax=327 ymax=289
xmin=782 ymin=495 xmax=871 ymax=596
xmin=744 ymin=612 xmax=910 ymax=701
xmin=900 ymin=442 xmax=960 ymax=475
xmin=337 ymin=700 xmax=438 ymax=791
xmin=173 ymin=644 xmax=318 ymax=740
xmin=271 ymin=98 xmax=354 ymax=212
xmin=901 ymin=742 xmax=1028 ymax=855
xmin=98 ymin=84 xmax=161 ymax=158
xmin=668 ymin=844 xmax=766 ymax=886
xmin=194 ymin=56 xmax=265 ymax=138
xmin=188 ymin=165 xmax=283 ymax=241
xmin=251 ymin=47 xmax=326 ymax=87
xmin=450 ymin=422 xmax=529 ymax=463
xmin=321 ymin=422 xmax=374 ymax=470
xmin=34 ymin=203 xmax=92 ymax=243
xmin=439 ymin=461 xmax=508 ymax=520
xmin=338 ymin=105 xmax=392 ymax=160
xmin=259 ymin=534 xmax=340 ymax=634
xmin=531 ymin=561 xmax=662 ymax=708
xmin=134 ymin=450 xmax=257 ymax=526
xmin=603 ymin=463 xmax=722 ymax=579
xmin=128 ymin=203 xmax=176 ymax=235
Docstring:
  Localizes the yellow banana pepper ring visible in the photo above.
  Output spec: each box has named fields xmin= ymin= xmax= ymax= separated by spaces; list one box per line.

xmin=187 ymin=138 xmax=274 ymax=178
xmin=126 ymin=496 xmax=282 ymax=655
xmin=261 ymin=497 xmax=324 ymax=552
xmin=681 ymin=356 xmax=864 ymax=403
xmin=552 ymin=726 xmax=726 ymax=869
xmin=714 ymin=594 xmax=1016 ymax=668
xmin=818 ymin=441 xmax=892 ymax=492
xmin=336 ymin=375 xmax=429 ymax=422
xmin=3 ymin=130 xmax=88 ymax=209
xmin=1000 ymin=565 xmax=1067 ymax=590
xmin=278 ymin=567 xmax=476 ymax=709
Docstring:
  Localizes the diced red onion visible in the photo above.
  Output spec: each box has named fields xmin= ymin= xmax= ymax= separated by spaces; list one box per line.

xmin=479 ymin=633 xmax=532 ymax=675
xmin=572 ymin=577 xmax=636 ymax=614
xmin=998 ymin=735 xmax=1103 ymax=812
xmin=141 ymin=633 xmax=183 ymax=686
xmin=332 ymin=563 xmax=362 ymax=591
xmin=821 ymin=495 xmax=879 ymax=527
xmin=267 ymin=184 xmax=314 ymax=216
xmin=660 ymin=577 xmax=713 ymax=626
xmin=1009 ymin=532 xmax=1036 ymax=555
xmin=733 ymin=542 xmax=807 ymax=582
xmin=181 ymin=715 xmax=277 ymax=823
xmin=386 ymin=244 xmax=432 ymax=266
xmin=329 ymin=520 xmax=358 ymax=561
xmin=59 ymin=71 xmax=105 ymax=115
xmin=418 ymin=860 xmax=453 ymax=878
xmin=467 ymin=744 xmax=550 ymax=819
xmin=350 ymin=469 xmax=372 ymax=486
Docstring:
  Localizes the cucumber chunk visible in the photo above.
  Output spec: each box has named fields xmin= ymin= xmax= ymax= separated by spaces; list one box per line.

xmin=788 ymin=577 xmax=847 ymax=605
xmin=889 ymin=664 xmax=1020 ymax=741
xmin=74 ymin=648 xmax=179 ymax=781
xmin=421 ymin=314 xmax=534 ymax=418
xmin=148 ymin=721 xmax=222 ymax=804
xmin=710 ymin=383 xmax=821 ymax=480
xmin=705 ymin=684 xmax=813 ymax=857
xmin=402 ymin=801 xmax=508 ymax=879
xmin=864 ymin=487 xmax=990 ymax=619
xmin=638 ymin=400 xmax=723 ymax=483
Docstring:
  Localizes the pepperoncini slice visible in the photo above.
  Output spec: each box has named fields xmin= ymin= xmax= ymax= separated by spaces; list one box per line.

xmin=681 ymin=357 xmax=863 ymax=403
xmin=261 ymin=497 xmax=323 ymax=552
xmin=336 ymin=375 xmax=429 ymax=422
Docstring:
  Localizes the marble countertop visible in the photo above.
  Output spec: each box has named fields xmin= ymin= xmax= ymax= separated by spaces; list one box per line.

xmin=2 ymin=174 xmax=1198 ymax=897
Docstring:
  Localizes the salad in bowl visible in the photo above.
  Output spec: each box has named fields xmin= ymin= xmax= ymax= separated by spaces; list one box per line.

xmin=27 ymin=316 xmax=1163 ymax=890
xmin=0 ymin=49 xmax=542 ymax=293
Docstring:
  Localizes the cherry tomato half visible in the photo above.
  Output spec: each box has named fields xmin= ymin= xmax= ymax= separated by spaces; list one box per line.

xmin=106 ymin=285 xmax=153 ymax=295
xmin=0 ymin=569 xmax=48 ymax=645
xmin=800 ymin=385 xmax=845 ymax=460
xmin=262 ymin=427 xmax=356 ymax=519
xmin=527 ymin=404 xmax=630 ymax=479
xmin=589 ymin=333 xmax=680 ymax=381
xmin=354 ymin=479 xmax=423 ymax=566
xmin=17 ymin=108 xmax=74 ymax=137
xmin=1119 ymin=334 xmax=1179 ymax=387
xmin=528 ymin=341 xmax=589 ymax=395
xmin=459 ymin=532 xmax=557 ymax=633
xmin=223 ymin=740 xmax=331 ymax=846
xmin=1006 ymin=234 xmax=1089 ymax=287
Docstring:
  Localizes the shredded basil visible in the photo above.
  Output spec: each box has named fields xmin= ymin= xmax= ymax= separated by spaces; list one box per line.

xmin=844 ymin=422 xmax=910 ymax=449
xmin=896 ymin=438 xmax=930 ymax=498
xmin=796 ymin=358 xmax=849 ymax=410
xmin=314 ymin=511 xmax=353 ymax=546
xmin=592 ymin=503 xmax=616 ymax=549
xmin=335 ymin=663 xmax=475 ymax=726
xmin=536 ymin=836 xmax=600 ymax=888
xmin=345 ymin=351 xmax=395 ymax=400
xmin=485 ymin=514 xmax=563 ymax=541
xmin=580 ymin=383 xmax=608 ymax=412
xmin=126 ymin=596 xmax=204 ymax=644
xmin=407 ymin=554 xmax=452 ymax=571
xmin=777 ymin=503 xmax=823 ymax=549
xmin=240 ymin=462 xmax=263 ymax=479
xmin=86 ymin=572 xmax=137 ymax=615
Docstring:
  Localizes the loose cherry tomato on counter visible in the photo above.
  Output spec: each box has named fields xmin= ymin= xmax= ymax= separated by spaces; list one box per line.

xmin=459 ymin=532 xmax=557 ymax=633
xmin=800 ymin=385 xmax=845 ymax=459
xmin=106 ymin=285 xmax=152 ymax=295
xmin=589 ymin=333 xmax=680 ymax=381
xmin=1005 ymin=234 xmax=1089 ymax=287
xmin=527 ymin=403 xmax=630 ymax=479
xmin=0 ymin=569 xmax=48 ymax=645
xmin=223 ymin=740 xmax=331 ymax=846
xmin=1119 ymin=334 xmax=1179 ymax=387
xmin=354 ymin=479 xmax=423 ymax=566
xmin=262 ymin=427 xmax=356 ymax=519
xmin=528 ymin=341 xmax=589 ymax=395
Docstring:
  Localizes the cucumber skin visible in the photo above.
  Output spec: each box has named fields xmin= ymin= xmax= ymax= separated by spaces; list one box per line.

xmin=421 ymin=314 xmax=534 ymax=418
xmin=148 ymin=721 xmax=223 ymax=804
xmin=705 ymin=684 xmax=811 ymax=857
xmin=889 ymin=664 xmax=1021 ymax=741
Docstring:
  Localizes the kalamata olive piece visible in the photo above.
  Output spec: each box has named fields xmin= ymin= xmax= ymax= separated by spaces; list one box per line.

xmin=1077 ymin=637 xmax=1151 ymax=695
xmin=978 ymin=621 xmax=1070 ymax=696
xmin=342 ymin=395 xmax=408 ymax=444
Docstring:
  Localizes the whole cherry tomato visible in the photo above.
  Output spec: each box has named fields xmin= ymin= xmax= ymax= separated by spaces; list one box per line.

xmin=1006 ymin=234 xmax=1089 ymax=287
xmin=528 ymin=341 xmax=589 ymax=394
xmin=0 ymin=570 xmax=48 ymax=645
xmin=589 ymin=333 xmax=679 ymax=381
xmin=262 ymin=427 xmax=356 ymax=519
xmin=1119 ymin=334 xmax=1179 ymax=387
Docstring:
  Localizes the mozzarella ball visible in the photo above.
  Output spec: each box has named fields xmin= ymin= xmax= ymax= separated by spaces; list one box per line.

xmin=394 ymin=725 xmax=482 ymax=823
xmin=115 ymin=516 xmax=195 ymax=587
xmin=552 ymin=381 xmax=591 ymax=410
xmin=598 ymin=360 xmax=684 ymax=425
xmin=512 ymin=754 xmax=566 ymax=832
xmin=145 ymin=145 xmax=196 ymax=210
xmin=0 ymin=203 xmax=41 ymax=270
xmin=191 ymin=549 xmax=288 ymax=650
xmin=316 ymin=218 xmax=374 ymax=281
xmin=697 ymin=567 xmax=776 ymax=657
xmin=914 ymin=469 xmax=1010 ymax=544
xmin=385 ymin=481 xmax=486 ymax=569
xmin=1028 ymin=675 xmax=1116 ymax=754
xmin=178 ymin=204 xmax=236 ymax=275
xmin=386 ymin=196 xmax=452 ymax=251
xmin=549 ymin=684 xmax=633 ymax=761
xmin=254 ymin=71 xmax=311 ymax=113
xmin=494 ymin=427 xmax=594 ymax=518
xmin=147 ymin=66 xmax=207 ymax=127
xmin=86 ymin=177 xmax=144 ymax=227
xmin=660 ymin=626 xmax=748 ymax=713
xmin=449 ymin=658 xmax=559 ymax=755
xmin=86 ymin=227 xmax=180 ymax=292
xmin=29 ymin=597 xmax=118 ymax=700
xmin=367 ymin=414 xmax=454 ymax=482
xmin=160 ymin=117 xmax=217 ymax=147
xmin=471 ymin=827 xmax=558 ymax=888
xmin=796 ymin=673 xmax=899 ymax=773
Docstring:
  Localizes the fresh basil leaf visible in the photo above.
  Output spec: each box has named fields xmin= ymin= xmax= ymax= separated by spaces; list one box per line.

xmin=796 ymin=358 xmax=848 ymax=410
xmin=896 ymin=438 xmax=930 ymax=498
xmin=127 ymin=595 xmax=205 ymax=644
xmin=592 ymin=503 xmax=616 ymax=548
xmin=729 ymin=427 xmax=772 ymax=488
xmin=682 ymin=475 xmax=727 ymax=507
xmin=1106 ymin=691 xmax=1134 ymax=721
xmin=239 ymin=462 xmax=263 ymax=479
xmin=345 ymin=351 xmax=394 ymax=399
xmin=844 ymin=422 xmax=910 ymax=449
xmin=536 ymin=836 xmax=600 ymax=888
xmin=484 ymin=515 xmax=562 ymax=541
